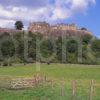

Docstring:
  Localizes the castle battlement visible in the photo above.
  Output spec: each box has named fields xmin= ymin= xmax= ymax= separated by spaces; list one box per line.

xmin=51 ymin=23 xmax=77 ymax=30
xmin=28 ymin=22 xmax=78 ymax=35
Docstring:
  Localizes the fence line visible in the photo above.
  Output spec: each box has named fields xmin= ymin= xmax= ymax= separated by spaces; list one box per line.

xmin=9 ymin=75 xmax=96 ymax=100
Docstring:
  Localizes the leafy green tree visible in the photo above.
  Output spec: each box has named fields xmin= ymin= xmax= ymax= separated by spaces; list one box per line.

xmin=1 ymin=40 xmax=15 ymax=57
xmin=92 ymin=39 xmax=100 ymax=58
xmin=56 ymin=36 xmax=62 ymax=62
xmin=0 ymin=33 xmax=15 ymax=60
xmin=13 ymin=32 xmax=24 ymax=61
xmin=15 ymin=21 xmax=24 ymax=30
xmin=28 ymin=32 xmax=36 ymax=60
xmin=81 ymin=27 xmax=87 ymax=31
xmin=67 ymin=40 xmax=78 ymax=53
xmin=92 ymin=39 xmax=100 ymax=52
xmin=82 ymin=34 xmax=92 ymax=44
xmin=40 ymin=39 xmax=54 ymax=61
xmin=66 ymin=39 xmax=78 ymax=63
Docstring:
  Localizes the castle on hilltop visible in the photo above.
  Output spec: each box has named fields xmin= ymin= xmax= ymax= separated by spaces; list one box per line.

xmin=28 ymin=22 xmax=77 ymax=33
xmin=0 ymin=22 xmax=92 ymax=37
xmin=28 ymin=22 xmax=92 ymax=37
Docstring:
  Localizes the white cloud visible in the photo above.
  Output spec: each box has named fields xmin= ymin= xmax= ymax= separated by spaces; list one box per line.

xmin=0 ymin=19 xmax=15 ymax=28
xmin=0 ymin=0 xmax=96 ymax=28
xmin=51 ymin=7 xmax=71 ymax=20
xmin=0 ymin=5 xmax=49 ymax=21
xmin=71 ymin=0 xmax=96 ymax=13
xmin=51 ymin=0 xmax=96 ymax=20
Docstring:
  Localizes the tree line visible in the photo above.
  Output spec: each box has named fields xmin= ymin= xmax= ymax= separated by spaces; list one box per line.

xmin=0 ymin=31 xmax=99 ymax=66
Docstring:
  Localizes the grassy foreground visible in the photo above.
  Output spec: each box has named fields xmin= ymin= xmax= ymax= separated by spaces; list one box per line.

xmin=0 ymin=64 xmax=100 ymax=79
xmin=0 ymin=64 xmax=100 ymax=100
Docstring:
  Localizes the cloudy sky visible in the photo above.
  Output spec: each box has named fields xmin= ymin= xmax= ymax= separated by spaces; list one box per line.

xmin=0 ymin=0 xmax=100 ymax=37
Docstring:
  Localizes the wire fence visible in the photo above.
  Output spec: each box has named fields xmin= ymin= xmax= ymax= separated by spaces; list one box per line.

xmin=0 ymin=75 xmax=100 ymax=100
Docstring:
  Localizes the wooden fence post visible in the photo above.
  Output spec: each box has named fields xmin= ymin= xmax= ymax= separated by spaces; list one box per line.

xmin=44 ymin=75 xmax=47 ymax=82
xmin=51 ymin=80 xmax=54 ymax=90
xmin=72 ymin=80 xmax=77 ymax=100
xmin=61 ymin=78 xmax=65 ymax=97
xmin=34 ymin=75 xmax=37 ymax=86
xmin=89 ymin=80 xmax=94 ymax=100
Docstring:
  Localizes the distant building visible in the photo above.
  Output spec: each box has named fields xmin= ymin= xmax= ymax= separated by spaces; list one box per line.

xmin=28 ymin=22 xmax=50 ymax=35
xmin=28 ymin=22 xmax=77 ymax=32
xmin=28 ymin=22 xmax=92 ymax=37
xmin=51 ymin=23 xmax=77 ymax=30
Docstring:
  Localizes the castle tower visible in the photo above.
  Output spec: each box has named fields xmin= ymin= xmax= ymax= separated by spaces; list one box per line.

xmin=28 ymin=22 xmax=50 ymax=35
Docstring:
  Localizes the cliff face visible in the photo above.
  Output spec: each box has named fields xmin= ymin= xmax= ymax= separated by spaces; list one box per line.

xmin=28 ymin=22 xmax=92 ymax=37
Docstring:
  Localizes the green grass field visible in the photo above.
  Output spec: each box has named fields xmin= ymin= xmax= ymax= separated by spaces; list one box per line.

xmin=0 ymin=64 xmax=100 ymax=100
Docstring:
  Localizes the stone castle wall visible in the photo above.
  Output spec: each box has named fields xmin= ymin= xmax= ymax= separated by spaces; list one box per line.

xmin=28 ymin=22 xmax=50 ymax=35
xmin=28 ymin=22 xmax=92 ymax=37
xmin=28 ymin=22 xmax=77 ymax=32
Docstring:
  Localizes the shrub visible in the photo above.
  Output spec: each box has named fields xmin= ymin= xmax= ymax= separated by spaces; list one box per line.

xmin=2 ymin=61 xmax=8 ymax=66
xmin=9 ymin=63 xmax=12 ymax=66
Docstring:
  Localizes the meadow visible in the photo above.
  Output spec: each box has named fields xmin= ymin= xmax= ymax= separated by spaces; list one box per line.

xmin=0 ymin=63 xmax=100 ymax=100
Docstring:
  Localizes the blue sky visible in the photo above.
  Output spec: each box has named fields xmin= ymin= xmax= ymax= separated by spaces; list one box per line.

xmin=0 ymin=0 xmax=99 ymax=38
